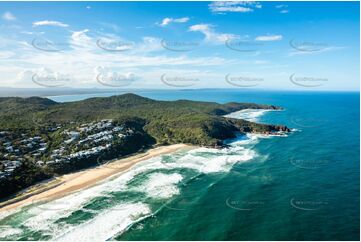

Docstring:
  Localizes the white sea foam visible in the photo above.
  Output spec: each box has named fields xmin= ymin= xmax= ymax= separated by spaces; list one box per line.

xmin=55 ymin=202 xmax=151 ymax=241
xmin=23 ymin=185 xmax=106 ymax=233
xmin=159 ymin=142 xmax=258 ymax=174
xmin=0 ymin=226 xmax=23 ymax=238
xmin=118 ymin=138 xmax=263 ymax=205
xmin=21 ymin=157 xmax=169 ymax=234
xmin=8 ymin=156 xmax=181 ymax=237
xmin=224 ymin=109 xmax=274 ymax=122
xmin=21 ymin=169 xmax=136 ymax=235
xmin=0 ymin=207 xmax=22 ymax=221
xmin=225 ymin=133 xmax=267 ymax=146
xmin=134 ymin=173 xmax=183 ymax=199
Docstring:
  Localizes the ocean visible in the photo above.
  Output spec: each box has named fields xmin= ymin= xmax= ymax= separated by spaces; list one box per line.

xmin=0 ymin=90 xmax=359 ymax=240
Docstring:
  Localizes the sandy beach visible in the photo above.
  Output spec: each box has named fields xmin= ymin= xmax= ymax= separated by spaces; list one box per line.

xmin=0 ymin=144 xmax=192 ymax=212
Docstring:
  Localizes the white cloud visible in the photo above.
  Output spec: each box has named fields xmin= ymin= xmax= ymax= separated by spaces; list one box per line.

xmin=86 ymin=6 xmax=91 ymax=10
xmin=20 ymin=31 xmax=45 ymax=35
xmin=189 ymin=24 xmax=237 ymax=43
xmin=289 ymin=46 xmax=347 ymax=56
xmin=209 ymin=1 xmax=261 ymax=13
xmin=17 ymin=68 xmax=71 ymax=87
xmin=160 ymin=18 xmax=172 ymax=26
xmin=72 ymin=29 xmax=90 ymax=38
xmin=160 ymin=17 xmax=189 ymax=26
xmin=275 ymin=4 xmax=289 ymax=14
xmin=0 ymin=27 xmax=242 ymax=88
xmin=20 ymin=31 xmax=34 ymax=35
xmin=17 ymin=70 xmax=34 ymax=82
xmin=2 ymin=12 xmax=16 ymax=21
xmin=32 ymin=20 xmax=69 ymax=27
xmin=94 ymin=66 xmax=139 ymax=86
xmin=0 ymin=50 xmax=15 ymax=59
xmin=70 ymin=29 xmax=94 ymax=50
xmin=255 ymin=35 xmax=283 ymax=41
xmin=138 ymin=37 xmax=163 ymax=52
xmin=211 ymin=6 xmax=253 ymax=13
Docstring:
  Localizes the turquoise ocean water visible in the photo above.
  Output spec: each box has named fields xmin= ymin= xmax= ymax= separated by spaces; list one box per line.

xmin=0 ymin=90 xmax=359 ymax=240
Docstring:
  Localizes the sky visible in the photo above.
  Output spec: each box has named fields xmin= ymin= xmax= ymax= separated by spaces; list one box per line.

xmin=0 ymin=1 xmax=359 ymax=91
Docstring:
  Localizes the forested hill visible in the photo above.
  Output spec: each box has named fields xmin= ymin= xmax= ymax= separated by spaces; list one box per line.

xmin=0 ymin=93 xmax=289 ymax=146
xmin=0 ymin=93 xmax=291 ymax=199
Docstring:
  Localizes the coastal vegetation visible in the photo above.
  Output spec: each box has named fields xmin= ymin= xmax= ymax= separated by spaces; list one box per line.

xmin=0 ymin=93 xmax=289 ymax=200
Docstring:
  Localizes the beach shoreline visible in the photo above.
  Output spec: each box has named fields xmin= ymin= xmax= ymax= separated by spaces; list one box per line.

xmin=0 ymin=144 xmax=193 ymax=212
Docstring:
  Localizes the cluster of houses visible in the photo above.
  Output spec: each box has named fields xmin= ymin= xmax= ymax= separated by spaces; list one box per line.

xmin=0 ymin=119 xmax=132 ymax=178
xmin=0 ymin=131 xmax=48 ymax=178
xmin=41 ymin=119 xmax=130 ymax=165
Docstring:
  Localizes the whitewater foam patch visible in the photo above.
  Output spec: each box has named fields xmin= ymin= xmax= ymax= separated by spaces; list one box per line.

xmin=0 ymin=206 xmax=24 ymax=221
xmin=55 ymin=202 xmax=151 ymax=241
xmin=134 ymin=173 xmax=183 ymax=199
xmin=21 ymin=156 xmax=177 ymax=234
xmin=224 ymin=109 xmax=275 ymax=122
xmin=23 ymin=184 xmax=110 ymax=233
xmin=16 ymin=156 xmax=182 ymax=236
xmin=20 ymin=166 xmax=146 ymax=235
xmin=160 ymin=143 xmax=258 ymax=174
xmin=0 ymin=226 xmax=23 ymax=239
